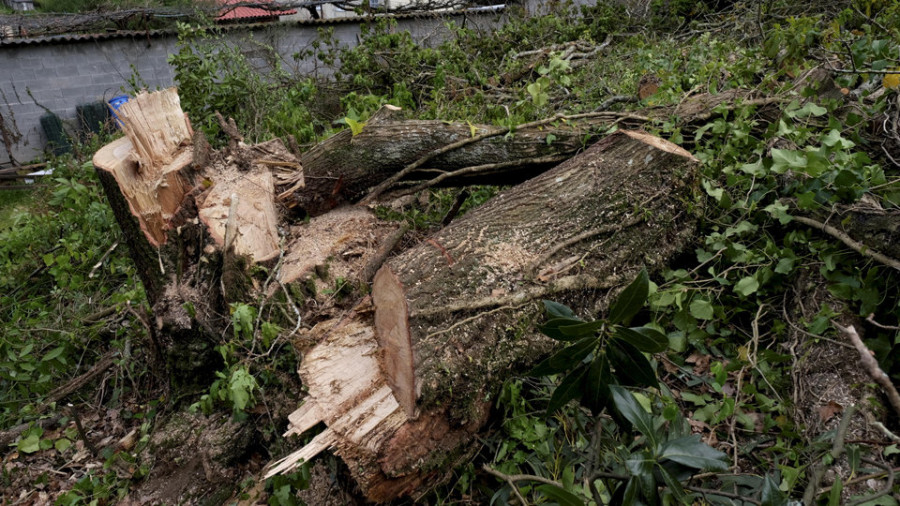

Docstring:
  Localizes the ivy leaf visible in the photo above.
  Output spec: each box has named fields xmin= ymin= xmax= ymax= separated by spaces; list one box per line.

xmin=343 ymin=117 xmax=366 ymax=136
xmin=659 ymin=435 xmax=729 ymax=471
xmin=546 ymin=363 xmax=588 ymax=415
xmin=610 ymin=385 xmax=655 ymax=442
xmin=535 ymin=484 xmax=585 ymax=506
xmin=689 ymin=298 xmax=714 ymax=320
xmin=821 ymin=129 xmax=855 ymax=149
xmin=543 ymin=300 xmax=576 ymax=319
xmin=17 ymin=434 xmax=41 ymax=454
xmin=770 ymin=149 xmax=807 ymax=173
xmin=530 ymin=337 xmax=596 ymax=376
xmin=734 ymin=276 xmax=759 ymax=297
xmin=581 ymin=354 xmax=612 ymax=415
xmin=608 ymin=338 xmax=658 ymax=389
xmin=764 ymin=201 xmax=792 ymax=225
xmin=54 ymin=438 xmax=72 ymax=453
xmin=789 ymin=102 xmax=827 ymax=118
xmin=608 ymin=268 xmax=649 ymax=325
xmin=613 ymin=326 xmax=668 ymax=353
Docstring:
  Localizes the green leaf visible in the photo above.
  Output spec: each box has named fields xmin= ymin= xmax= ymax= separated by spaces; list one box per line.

xmin=822 ymin=129 xmax=855 ymax=149
xmin=581 ymin=354 xmax=612 ymax=414
xmin=613 ymin=326 xmax=668 ymax=353
xmin=764 ymin=201 xmax=792 ymax=225
xmin=770 ymin=149 xmax=807 ymax=173
xmin=659 ymin=435 xmax=729 ymax=471
xmin=539 ymin=317 xmax=591 ymax=341
xmin=228 ymin=367 xmax=257 ymax=412
xmin=543 ymin=300 xmax=576 ymax=319
xmin=343 ymin=117 xmax=366 ymax=136
xmin=535 ymin=484 xmax=585 ymax=506
xmin=775 ymin=258 xmax=795 ymax=275
xmin=734 ymin=276 xmax=760 ymax=297
xmin=739 ymin=159 xmax=766 ymax=176
xmin=608 ymin=338 xmax=658 ymax=389
xmin=610 ymin=385 xmax=655 ymax=442
xmin=689 ymin=298 xmax=714 ymax=320
xmin=558 ymin=320 xmax=605 ymax=337
xmin=17 ymin=434 xmax=41 ymax=453
xmin=625 ymin=456 xmax=657 ymax=502
xmin=54 ymin=438 xmax=72 ymax=453
xmin=791 ymin=102 xmax=827 ymax=118
xmin=530 ymin=337 xmax=597 ymax=376
xmin=827 ymin=475 xmax=842 ymax=506
xmin=760 ymin=473 xmax=787 ymax=506
xmin=42 ymin=346 xmax=65 ymax=362
xmin=546 ymin=363 xmax=588 ymax=415
xmin=608 ymin=268 xmax=649 ymax=325
xmin=656 ymin=463 xmax=686 ymax=502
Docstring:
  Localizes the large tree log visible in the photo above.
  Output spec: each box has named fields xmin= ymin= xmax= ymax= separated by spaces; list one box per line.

xmin=267 ymin=130 xmax=702 ymax=501
xmin=289 ymin=107 xmax=650 ymax=216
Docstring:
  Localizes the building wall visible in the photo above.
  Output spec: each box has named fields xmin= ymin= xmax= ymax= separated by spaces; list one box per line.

xmin=0 ymin=4 xmax=543 ymax=165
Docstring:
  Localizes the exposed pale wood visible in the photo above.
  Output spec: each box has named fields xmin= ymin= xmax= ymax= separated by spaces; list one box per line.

xmin=116 ymin=88 xmax=192 ymax=169
xmin=373 ymin=267 xmax=416 ymax=418
xmin=274 ymin=206 xmax=399 ymax=293
xmin=92 ymin=88 xmax=194 ymax=247
xmin=269 ymin=309 xmax=407 ymax=478
xmin=265 ymin=428 xmax=339 ymax=477
xmin=197 ymin=167 xmax=280 ymax=262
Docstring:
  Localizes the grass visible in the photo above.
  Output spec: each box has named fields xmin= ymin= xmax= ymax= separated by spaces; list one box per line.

xmin=0 ymin=188 xmax=37 ymax=228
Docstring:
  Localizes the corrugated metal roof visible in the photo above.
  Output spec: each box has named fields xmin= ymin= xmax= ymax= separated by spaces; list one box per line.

xmin=217 ymin=0 xmax=296 ymax=21
xmin=0 ymin=5 xmax=504 ymax=47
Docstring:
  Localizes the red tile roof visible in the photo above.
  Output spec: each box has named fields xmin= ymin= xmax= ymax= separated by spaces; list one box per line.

xmin=217 ymin=0 xmax=296 ymax=21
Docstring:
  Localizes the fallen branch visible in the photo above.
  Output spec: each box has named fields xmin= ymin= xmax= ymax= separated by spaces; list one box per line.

xmin=847 ymin=458 xmax=896 ymax=506
xmin=834 ymin=322 xmax=900 ymax=418
xmin=793 ymin=215 xmax=900 ymax=271
xmin=44 ymin=350 xmax=118 ymax=405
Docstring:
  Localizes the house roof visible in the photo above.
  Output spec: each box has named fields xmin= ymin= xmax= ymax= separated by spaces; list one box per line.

xmin=216 ymin=0 xmax=296 ymax=21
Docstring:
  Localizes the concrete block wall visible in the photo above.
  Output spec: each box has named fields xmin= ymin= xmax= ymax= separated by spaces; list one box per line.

xmin=0 ymin=5 xmax=529 ymax=165
xmin=0 ymin=35 xmax=177 ymax=164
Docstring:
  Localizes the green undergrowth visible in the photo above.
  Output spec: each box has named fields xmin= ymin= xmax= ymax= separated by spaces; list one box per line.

xmin=3 ymin=0 xmax=900 ymax=504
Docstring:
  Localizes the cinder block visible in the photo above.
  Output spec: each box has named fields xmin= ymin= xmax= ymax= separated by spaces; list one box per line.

xmin=53 ymin=65 xmax=82 ymax=79
xmin=91 ymin=73 xmax=123 ymax=86
xmin=27 ymin=90 xmax=61 ymax=104
xmin=5 ymin=68 xmax=36 ymax=82
xmin=17 ymin=57 xmax=44 ymax=70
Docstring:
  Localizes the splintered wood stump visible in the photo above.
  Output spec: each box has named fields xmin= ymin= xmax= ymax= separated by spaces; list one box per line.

xmin=269 ymin=130 xmax=701 ymax=501
xmin=92 ymin=88 xmax=309 ymax=380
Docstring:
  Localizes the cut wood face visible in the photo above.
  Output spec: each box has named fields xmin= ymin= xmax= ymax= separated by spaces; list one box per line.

xmin=92 ymin=88 xmax=194 ymax=247
xmin=372 ymin=266 xmax=416 ymax=418
xmin=197 ymin=165 xmax=280 ymax=262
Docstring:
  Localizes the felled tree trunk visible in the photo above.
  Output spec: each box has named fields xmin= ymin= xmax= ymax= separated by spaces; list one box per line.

xmin=266 ymin=130 xmax=701 ymax=502
xmin=288 ymin=107 xmax=648 ymax=216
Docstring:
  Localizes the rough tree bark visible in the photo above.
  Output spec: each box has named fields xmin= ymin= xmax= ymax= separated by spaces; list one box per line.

xmin=92 ymin=88 xmax=900 ymax=502
xmin=266 ymin=130 xmax=702 ymax=501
